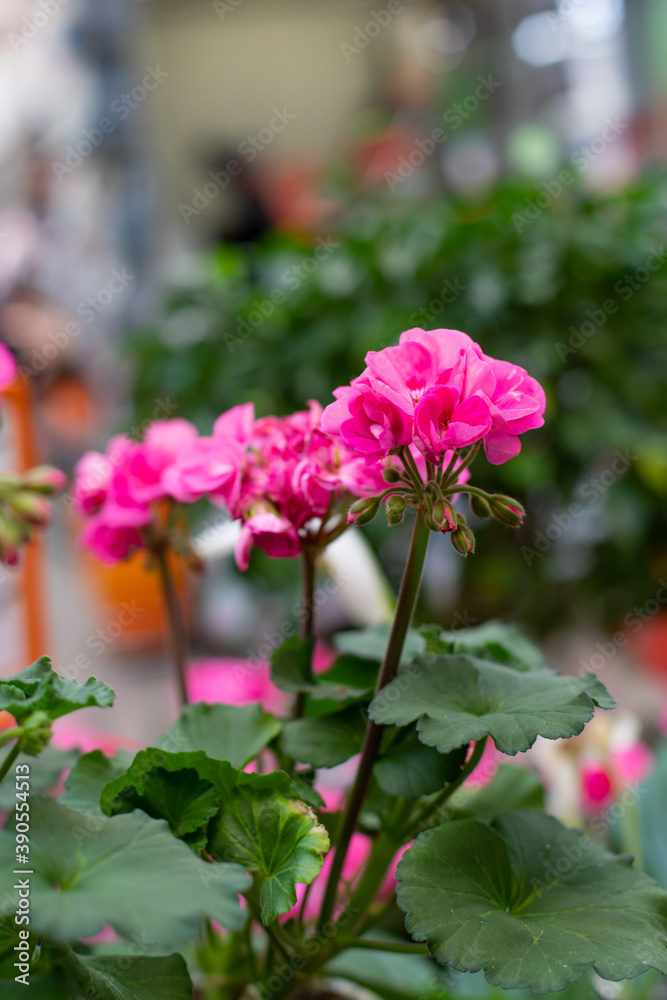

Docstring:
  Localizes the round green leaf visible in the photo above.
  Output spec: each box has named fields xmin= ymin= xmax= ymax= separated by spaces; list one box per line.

xmin=159 ymin=702 xmax=281 ymax=768
xmin=370 ymin=655 xmax=613 ymax=755
xmin=0 ymin=795 xmax=249 ymax=945
xmin=397 ymin=811 xmax=667 ymax=992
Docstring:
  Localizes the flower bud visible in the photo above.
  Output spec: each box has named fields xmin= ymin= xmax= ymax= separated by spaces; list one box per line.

xmin=0 ymin=512 xmax=24 ymax=566
xmin=450 ymin=524 xmax=476 ymax=556
xmin=431 ymin=498 xmax=455 ymax=532
xmin=23 ymin=465 xmax=67 ymax=496
xmin=385 ymin=495 xmax=407 ymax=526
xmin=382 ymin=468 xmax=402 ymax=484
xmin=489 ymin=494 xmax=525 ymax=527
xmin=9 ymin=492 xmax=53 ymax=528
xmin=19 ymin=710 xmax=53 ymax=756
xmin=0 ymin=473 xmax=23 ymax=499
xmin=348 ymin=495 xmax=381 ymax=525
xmin=469 ymin=493 xmax=492 ymax=519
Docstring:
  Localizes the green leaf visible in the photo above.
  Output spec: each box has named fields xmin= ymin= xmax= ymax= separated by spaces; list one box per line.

xmin=334 ymin=625 xmax=426 ymax=666
xmin=369 ymin=655 xmax=614 ymax=755
xmin=458 ymin=764 xmax=545 ymax=822
xmin=0 ymin=795 xmax=248 ymax=945
xmin=101 ymin=748 xmax=287 ymax=837
xmin=281 ymin=708 xmax=365 ymax=767
xmin=0 ymin=936 xmax=193 ymax=1000
xmin=375 ymin=730 xmax=467 ymax=799
xmin=396 ymin=811 xmax=667 ymax=992
xmin=271 ymin=638 xmax=378 ymax=701
xmin=0 ymin=746 xmax=78 ymax=810
xmin=423 ymin=621 xmax=550 ymax=671
xmin=326 ymin=938 xmax=448 ymax=1000
xmin=0 ymin=658 xmax=114 ymax=723
xmin=60 ymin=750 xmax=135 ymax=817
xmin=159 ymin=702 xmax=281 ymax=768
xmin=209 ymin=790 xmax=329 ymax=925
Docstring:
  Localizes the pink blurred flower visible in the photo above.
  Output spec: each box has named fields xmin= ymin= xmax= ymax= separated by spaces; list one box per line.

xmin=79 ymin=515 xmax=143 ymax=564
xmin=235 ymin=512 xmax=301 ymax=570
xmin=580 ymin=742 xmax=653 ymax=812
xmin=186 ymin=657 xmax=290 ymax=715
xmin=0 ymin=342 xmax=16 ymax=392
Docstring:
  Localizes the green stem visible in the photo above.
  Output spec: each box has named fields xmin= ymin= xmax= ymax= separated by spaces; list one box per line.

xmin=0 ymin=728 xmax=23 ymax=748
xmin=443 ymin=441 xmax=480 ymax=487
xmin=404 ymin=737 xmax=488 ymax=838
xmin=294 ymin=550 xmax=316 ymax=720
xmin=340 ymin=937 xmax=428 ymax=955
xmin=0 ymin=741 xmax=23 ymax=785
xmin=154 ymin=540 xmax=189 ymax=707
xmin=400 ymin=446 xmax=424 ymax=491
xmin=318 ymin=513 xmax=430 ymax=931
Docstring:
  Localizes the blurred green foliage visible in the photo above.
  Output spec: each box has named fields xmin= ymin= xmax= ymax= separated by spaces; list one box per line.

xmin=127 ymin=172 xmax=667 ymax=636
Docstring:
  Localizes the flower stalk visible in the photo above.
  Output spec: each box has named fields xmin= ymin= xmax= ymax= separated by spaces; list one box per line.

xmin=318 ymin=511 xmax=430 ymax=930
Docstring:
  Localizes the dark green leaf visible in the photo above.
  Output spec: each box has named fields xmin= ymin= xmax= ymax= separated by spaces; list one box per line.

xmin=326 ymin=938 xmax=448 ymax=1000
xmin=159 ymin=702 xmax=281 ymax=768
xmin=281 ymin=708 xmax=365 ymax=767
xmin=0 ymin=795 xmax=248 ymax=944
xmin=209 ymin=789 xmax=329 ymax=925
xmin=0 ymin=935 xmax=193 ymax=1000
xmin=0 ymin=658 xmax=114 ymax=723
xmin=375 ymin=730 xmax=467 ymax=799
xmin=370 ymin=655 xmax=614 ymax=755
xmin=397 ymin=810 xmax=667 ymax=992
xmin=60 ymin=750 xmax=135 ymax=817
xmin=459 ymin=764 xmax=545 ymax=822
xmin=423 ymin=621 xmax=550 ymax=672
xmin=334 ymin=625 xmax=426 ymax=666
xmin=271 ymin=638 xmax=378 ymax=701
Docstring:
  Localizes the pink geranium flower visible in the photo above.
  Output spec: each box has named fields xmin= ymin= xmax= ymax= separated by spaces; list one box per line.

xmin=323 ymin=327 xmax=545 ymax=466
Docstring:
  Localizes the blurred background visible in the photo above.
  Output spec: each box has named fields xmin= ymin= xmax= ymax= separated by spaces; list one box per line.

xmin=0 ymin=0 xmax=666 ymax=780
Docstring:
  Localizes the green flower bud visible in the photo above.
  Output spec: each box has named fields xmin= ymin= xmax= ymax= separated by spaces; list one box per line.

xmin=19 ymin=711 xmax=53 ymax=756
xmin=469 ymin=493 xmax=492 ymax=519
xmin=382 ymin=468 xmax=402 ymax=484
xmin=9 ymin=492 xmax=53 ymax=528
xmin=386 ymin=495 xmax=407 ymax=525
xmin=489 ymin=494 xmax=525 ymax=527
xmin=450 ymin=524 xmax=476 ymax=556
xmin=348 ymin=495 xmax=381 ymax=525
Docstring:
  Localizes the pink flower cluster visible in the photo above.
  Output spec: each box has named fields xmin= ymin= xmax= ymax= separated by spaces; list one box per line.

xmin=73 ymin=403 xmax=384 ymax=567
xmin=322 ymin=327 xmax=546 ymax=466
xmin=231 ymin=402 xmax=385 ymax=570
xmin=73 ymin=419 xmax=200 ymax=563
